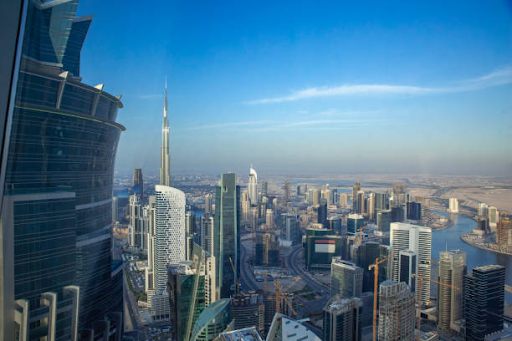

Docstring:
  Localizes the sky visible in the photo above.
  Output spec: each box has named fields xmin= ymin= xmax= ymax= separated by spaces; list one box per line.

xmin=76 ymin=1 xmax=512 ymax=176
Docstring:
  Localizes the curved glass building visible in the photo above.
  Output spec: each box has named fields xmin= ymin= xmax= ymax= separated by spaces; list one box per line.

xmin=191 ymin=299 xmax=231 ymax=341
xmin=0 ymin=1 xmax=124 ymax=339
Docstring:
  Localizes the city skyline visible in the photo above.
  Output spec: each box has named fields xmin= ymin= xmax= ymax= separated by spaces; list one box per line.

xmin=75 ymin=1 xmax=512 ymax=175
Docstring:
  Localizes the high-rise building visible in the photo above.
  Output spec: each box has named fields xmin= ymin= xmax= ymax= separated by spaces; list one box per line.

xmin=168 ymin=245 xmax=216 ymax=341
xmin=367 ymin=193 xmax=375 ymax=220
xmin=351 ymin=242 xmax=391 ymax=292
xmin=497 ymin=216 xmax=511 ymax=248
xmin=145 ymin=197 xmax=158 ymax=293
xmin=488 ymin=206 xmax=499 ymax=229
xmin=129 ymin=194 xmax=147 ymax=249
xmin=266 ymin=314 xmax=321 ymax=341
xmin=160 ymin=81 xmax=171 ymax=186
xmin=330 ymin=258 xmax=363 ymax=298
xmin=261 ymin=180 xmax=268 ymax=197
xmin=377 ymin=210 xmax=392 ymax=232
xmin=407 ymin=202 xmax=422 ymax=221
xmin=398 ymin=250 xmax=416 ymax=291
xmin=282 ymin=213 xmax=301 ymax=244
xmin=230 ymin=292 xmax=265 ymax=335
xmin=220 ymin=327 xmax=264 ymax=341
xmin=148 ymin=185 xmax=186 ymax=321
xmin=478 ymin=203 xmax=488 ymax=217
xmin=377 ymin=281 xmax=416 ymax=341
xmin=214 ymin=173 xmax=241 ymax=298
xmin=437 ymin=250 xmax=466 ymax=333
xmin=321 ymin=189 xmax=331 ymax=206
xmin=318 ymin=199 xmax=328 ymax=227
xmin=352 ymin=182 xmax=361 ymax=212
xmin=390 ymin=222 xmax=432 ymax=304
xmin=0 ymin=1 xmax=125 ymax=338
xmin=338 ymin=193 xmax=349 ymax=208
xmin=200 ymin=213 xmax=215 ymax=255
xmin=375 ymin=192 xmax=389 ymax=212
xmin=391 ymin=205 xmax=406 ymax=222
xmin=323 ymin=296 xmax=362 ymax=341
xmin=465 ymin=265 xmax=505 ymax=341
xmin=190 ymin=298 xmax=232 ymax=341
xmin=327 ymin=216 xmax=343 ymax=235
xmin=266 ymin=208 xmax=274 ymax=229
xmin=448 ymin=198 xmax=459 ymax=213
xmin=248 ymin=165 xmax=258 ymax=205
xmin=356 ymin=190 xmax=365 ymax=214
xmin=205 ymin=193 xmax=213 ymax=214
xmin=284 ymin=179 xmax=291 ymax=201
xmin=132 ymin=168 xmax=144 ymax=201
xmin=347 ymin=214 xmax=364 ymax=235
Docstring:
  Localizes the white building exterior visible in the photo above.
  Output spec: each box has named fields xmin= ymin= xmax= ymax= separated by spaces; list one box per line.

xmin=248 ymin=165 xmax=258 ymax=205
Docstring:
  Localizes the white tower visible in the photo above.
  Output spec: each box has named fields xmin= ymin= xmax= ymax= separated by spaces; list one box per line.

xmin=248 ymin=165 xmax=258 ymax=205
xmin=390 ymin=222 xmax=432 ymax=305
xmin=160 ymin=80 xmax=171 ymax=186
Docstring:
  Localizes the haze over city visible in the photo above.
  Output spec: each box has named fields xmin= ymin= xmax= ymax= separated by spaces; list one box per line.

xmin=75 ymin=1 xmax=512 ymax=175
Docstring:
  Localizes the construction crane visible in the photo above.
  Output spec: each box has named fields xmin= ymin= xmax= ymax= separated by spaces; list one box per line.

xmin=274 ymin=278 xmax=297 ymax=316
xmin=368 ymin=255 xmax=391 ymax=341
xmin=411 ymin=274 xmax=460 ymax=341
xmin=229 ymin=257 xmax=240 ymax=295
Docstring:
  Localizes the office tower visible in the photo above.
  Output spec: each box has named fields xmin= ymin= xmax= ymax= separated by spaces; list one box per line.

xmin=230 ymin=292 xmax=265 ymax=335
xmin=321 ymin=189 xmax=331 ymax=206
xmin=266 ymin=208 xmax=274 ymax=229
xmin=448 ymin=198 xmax=459 ymax=213
xmin=323 ymin=296 xmax=362 ymax=341
xmin=261 ymin=180 xmax=268 ymax=197
xmin=0 ymin=1 xmax=125 ymax=338
xmin=248 ymin=165 xmax=258 ymax=205
xmin=267 ymin=314 xmax=321 ymax=341
xmin=241 ymin=191 xmax=250 ymax=222
xmin=129 ymin=194 xmax=148 ymax=249
xmin=377 ymin=281 xmax=416 ymax=341
xmin=256 ymin=233 xmax=279 ymax=266
xmin=437 ymin=250 xmax=466 ymax=333
xmin=488 ymin=206 xmax=499 ymax=229
xmin=390 ymin=222 xmax=432 ymax=304
xmin=352 ymin=182 xmax=361 ymax=211
xmin=318 ymin=198 xmax=328 ymax=227
xmin=375 ymin=192 xmax=389 ymax=211
xmin=347 ymin=214 xmax=364 ymax=235
xmin=407 ymin=202 xmax=422 ymax=221
xmin=160 ymin=81 xmax=171 ymax=186
xmin=305 ymin=234 xmax=344 ymax=270
xmin=205 ymin=193 xmax=213 ymax=214
xmin=148 ymin=185 xmax=186 ymax=322
xmin=351 ymin=242 xmax=391 ymax=292
xmin=168 ymin=246 xmax=216 ymax=341
xmin=297 ymin=184 xmax=301 ymax=196
xmin=478 ymin=203 xmax=488 ymax=217
xmin=145 ymin=197 xmax=158 ymax=292
xmin=132 ymin=168 xmax=144 ymax=202
xmin=331 ymin=258 xmax=364 ymax=298
xmin=356 ymin=190 xmax=365 ymax=214
xmin=497 ymin=216 xmax=512 ymax=247
xmin=367 ymin=193 xmax=375 ymax=220
xmin=250 ymin=206 xmax=259 ymax=230
xmin=190 ymin=299 xmax=232 ymax=341
xmin=186 ymin=212 xmax=197 ymax=260
xmin=214 ymin=173 xmax=241 ymax=298
xmin=398 ymin=250 xmax=416 ymax=291
xmin=200 ymin=213 xmax=215 ymax=255
xmin=465 ymin=265 xmax=505 ymax=341
xmin=282 ymin=213 xmax=301 ymax=244
xmin=391 ymin=205 xmax=405 ymax=222
xmin=112 ymin=196 xmax=119 ymax=223
xmin=377 ymin=210 xmax=392 ymax=232
xmin=284 ymin=179 xmax=291 ymax=201
xmin=338 ymin=193 xmax=349 ymax=208
xmin=476 ymin=215 xmax=489 ymax=234
xmin=327 ymin=216 xmax=343 ymax=235
xmin=358 ymin=292 xmax=374 ymax=328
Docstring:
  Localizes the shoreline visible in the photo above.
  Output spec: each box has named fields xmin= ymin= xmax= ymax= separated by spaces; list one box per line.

xmin=460 ymin=233 xmax=512 ymax=257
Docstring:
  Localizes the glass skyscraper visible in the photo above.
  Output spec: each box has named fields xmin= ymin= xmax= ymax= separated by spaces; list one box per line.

xmin=0 ymin=1 xmax=124 ymax=339
xmin=214 ymin=173 xmax=240 ymax=298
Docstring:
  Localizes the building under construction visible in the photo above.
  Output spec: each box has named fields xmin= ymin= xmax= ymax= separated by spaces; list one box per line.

xmin=377 ymin=280 xmax=416 ymax=341
xmin=255 ymin=233 xmax=280 ymax=267
xmin=230 ymin=291 xmax=265 ymax=336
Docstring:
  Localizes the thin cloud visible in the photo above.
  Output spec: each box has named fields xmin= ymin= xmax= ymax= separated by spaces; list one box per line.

xmin=187 ymin=120 xmax=272 ymax=130
xmin=246 ymin=67 xmax=512 ymax=104
xmin=139 ymin=94 xmax=163 ymax=99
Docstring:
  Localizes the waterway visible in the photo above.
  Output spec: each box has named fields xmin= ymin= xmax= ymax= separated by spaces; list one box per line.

xmin=432 ymin=210 xmax=512 ymax=302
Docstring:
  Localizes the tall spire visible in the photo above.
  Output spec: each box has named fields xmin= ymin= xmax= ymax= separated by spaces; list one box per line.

xmin=160 ymin=79 xmax=171 ymax=186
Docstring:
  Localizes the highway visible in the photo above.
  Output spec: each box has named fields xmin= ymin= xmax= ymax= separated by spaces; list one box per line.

xmin=285 ymin=246 xmax=330 ymax=293
xmin=124 ymin=270 xmax=148 ymax=340
xmin=239 ymin=242 xmax=260 ymax=291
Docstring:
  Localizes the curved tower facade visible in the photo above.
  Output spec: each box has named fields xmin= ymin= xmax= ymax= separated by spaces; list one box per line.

xmin=0 ymin=0 xmax=124 ymax=338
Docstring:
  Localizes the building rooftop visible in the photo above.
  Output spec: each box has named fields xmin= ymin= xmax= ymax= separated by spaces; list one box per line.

xmin=220 ymin=327 xmax=263 ymax=341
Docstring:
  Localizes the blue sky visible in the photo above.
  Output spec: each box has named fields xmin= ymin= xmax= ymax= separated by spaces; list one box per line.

xmin=76 ymin=1 xmax=512 ymax=175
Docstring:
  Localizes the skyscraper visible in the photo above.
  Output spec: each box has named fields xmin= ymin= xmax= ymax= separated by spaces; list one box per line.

xmin=352 ymin=182 xmax=361 ymax=212
xmin=330 ymin=258 xmax=364 ymax=298
xmin=230 ymin=291 xmax=265 ymax=335
xmin=464 ymin=265 xmax=505 ymax=341
xmin=347 ymin=214 xmax=364 ymax=235
xmin=406 ymin=202 xmax=422 ymax=221
xmin=390 ymin=222 xmax=432 ymax=304
xmin=148 ymin=185 xmax=186 ymax=321
xmin=377 ymin=281 xmax=416 ymax=341
xmin=205 ymin=193 xmax=213 ymax=214
xmin=377 ymin=210 xmax=392 ymax=232
xmin=284 ymin=179 xmax=291 ymax=201
xmin=437 ymin=250 xmax=466 ymax=333
xmin=160 ymin=81 xmax=171 ymax=186
xmin=448 ymin=198 xmax=459 ymax=213
xmin=261 ymin=180 xmax=268 ymax=197
xmin=351 ymin=242 xmax=391 ymax=292
xmin=375 ymin=192 xmax=389 ymax=212
xmin=323 ymin=296 xmax=362 ymax=341
xmin=214 ymin=173 xmax=241 ymax=298
xmin=190 ymin=299 xmax=232 ymax=341
xmin=398 ymin=250 xmax=416 ymax=291
xmin=129 ymin=193 xmax=146 ymax=249
xmin=248 ymin=165 xmax=258 ymax=205
xmin=0 ymin=1 xmax=124 ymax=338
xmin=133 ymin=168 xmax=144 ymax=201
